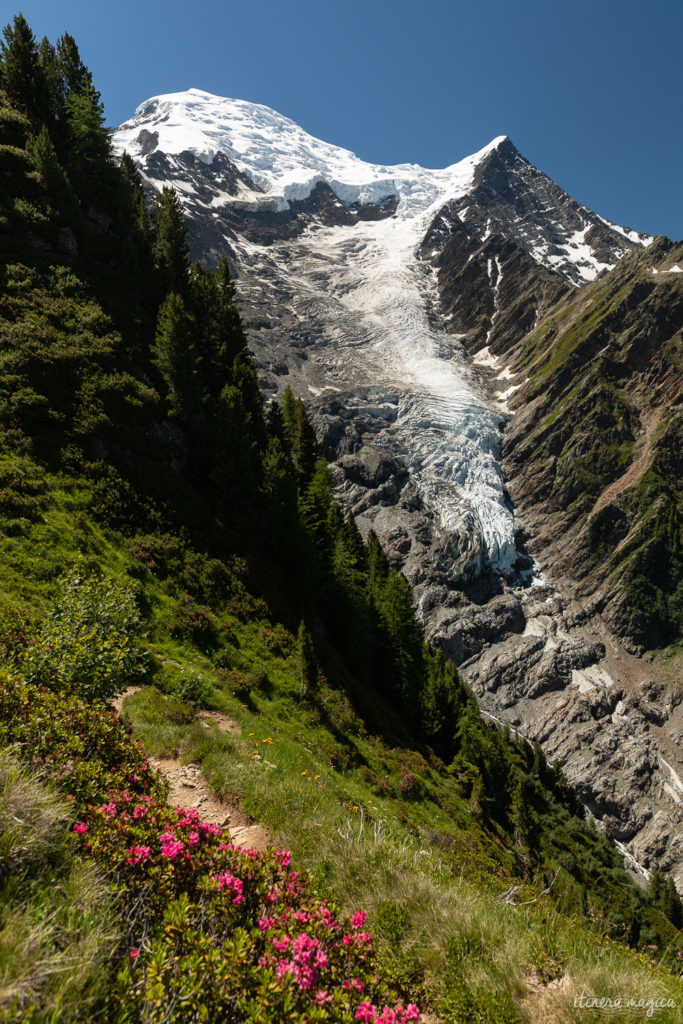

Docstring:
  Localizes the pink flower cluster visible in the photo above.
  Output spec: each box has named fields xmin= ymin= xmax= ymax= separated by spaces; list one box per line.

xmin=356 ymin=1003 xmax=420 ymax=1023
xmin=275 ymin=932 xmax=329 ymax=991
xmin=126 ymin=844 xmax=151 ymax=865
xmin=160 ymin=838 xmax=185 ymax=860
xmin=80 ymin=778 xmax=422 ymax=1022
xmin=214 ymin=870 xmax=245 ymax=905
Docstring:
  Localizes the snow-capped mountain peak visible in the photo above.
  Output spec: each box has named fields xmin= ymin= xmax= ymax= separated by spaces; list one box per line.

xmin=115 ymin=89 xmax=507 ymax=217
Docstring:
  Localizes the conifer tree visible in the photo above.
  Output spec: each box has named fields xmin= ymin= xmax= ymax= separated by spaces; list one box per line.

xmin=56 ymin=33 xmax=92 ymax=97
xmin=28 ymin=124 xmax=77 ymax=217
xmin=37 ymin=37 xmax=59 ymax=124
xmin=63 ymin=83 xmax=110 ymax=165
xmin=153 ymin=187 xmax=190 ymax=296
xmin=300 ymin=460 xmax=334 ymax=552
xmin=215 ymin=255 xmax=249 ymax=369
xmin=297 ymin=620 xmax=317 ymax=697
xmin=0 ymin=15 xmax=43 ymax=119
xmin=263 ymin=436 xmax=298 ymax=523
xmin=366 ymin=530 xmax=389 ymax=592
xmin=153 ymin=292 xmax=201 ymax=418
xmin=343 ymin=512 xmax=367 ymax=572
xmin=511 ymin=775 xmax=540 ymax=853
xmin=281 ymin=385 xmax=319 ymax=487
xmin=378 ymin=571 xmax=424 ymax=702
xmin=266 ymin=399 xmax=287 ymax=446
xmin=117 ymin=153 xmax=153 ymax=306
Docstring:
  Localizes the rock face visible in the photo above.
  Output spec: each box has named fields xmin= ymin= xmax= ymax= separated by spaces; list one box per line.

xmin=114 ymin=90 xmax=683 ymax=888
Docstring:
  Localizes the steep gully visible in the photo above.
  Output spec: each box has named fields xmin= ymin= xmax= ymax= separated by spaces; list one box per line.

xmin=115 ymin=104 xmax=682 ymax=888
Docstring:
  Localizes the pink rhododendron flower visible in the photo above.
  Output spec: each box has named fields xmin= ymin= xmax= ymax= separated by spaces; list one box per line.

xmin=214 ymin=871 xmax=244 ymax=904
xmin=73 ymin=822 xmax=87 ymax=835
xmin=313 ymin=989 xmax=333 ymax=1006
xmin=125 ymin=845 xmax=151 ymax=865
xmin=258 ymin=916 xmax=276 ymax=932
xmin=129 ymin=948 xmax=140 ymax=962
xmin=160 ymin=840 xmax=185 ymax=860
xmin=352 ymin=910 xmax=367 ymax=928
xmin=356 ymin=1004 xmax=376 ymax=1023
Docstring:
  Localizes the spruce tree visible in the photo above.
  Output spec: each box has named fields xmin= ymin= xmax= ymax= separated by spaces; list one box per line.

xmin=300 ymin=460 xmax=334 ymax=552
xmin=281 ymin=386 xmax=319 ymax=487
xmin=153 ymin=186 xmax=190 ymax=297
xmin=153 ymin=292 xmax=201 ymax=418
xmin=56 ymin=33 xmax=92 ymax=97
xmin=511 ymin=775 xmax=540 ymax=854
xmin=28 ymin=124 xmax=77 ymax=217
xmin=266 ymin=399 xmax=286 ymax=445
xmin=297 ymin=620 xmax=317 ymax=697
xmin=117 ymin=153 xmax=153 ymax=307
xmin=0 ymin=15 xmax=42 ymax=118
xmin=215 ymin=255 xmax=248 ymax=371
xmin=63 ymin=84 xmax=110 ymax=166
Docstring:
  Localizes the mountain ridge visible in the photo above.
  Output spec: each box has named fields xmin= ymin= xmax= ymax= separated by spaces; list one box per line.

xmin=115 ymin=89 xmax=651 ymax=285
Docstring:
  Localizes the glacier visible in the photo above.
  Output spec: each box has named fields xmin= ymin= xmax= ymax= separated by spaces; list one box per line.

xmin=114 ymin=88 xmax=648 ymax=582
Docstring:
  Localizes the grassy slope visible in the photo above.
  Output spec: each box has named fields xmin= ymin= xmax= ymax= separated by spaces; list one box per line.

xmin=503 ymin=239 xmax=683 ymax=647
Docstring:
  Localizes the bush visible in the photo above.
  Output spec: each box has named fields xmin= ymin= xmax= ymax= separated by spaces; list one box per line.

xmin=0 ymin=674 xmax=422 ymax=1024
xmin=21 ymin=568 xmax=147 ymax=703
xmin=169 ymin=593 xmax=218 ymax=649
xmin=171 ymin=672 xmax=211 ymax=708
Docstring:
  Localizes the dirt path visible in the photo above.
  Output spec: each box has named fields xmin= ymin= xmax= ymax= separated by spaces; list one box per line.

xmin=113 ymin=687 xmax=270 ymax=852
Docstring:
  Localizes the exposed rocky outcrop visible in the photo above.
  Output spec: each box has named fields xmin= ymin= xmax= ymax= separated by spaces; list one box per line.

xmin=424 ymin=137 xmax=649 ymax=287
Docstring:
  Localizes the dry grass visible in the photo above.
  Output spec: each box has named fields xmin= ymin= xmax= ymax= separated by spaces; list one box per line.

xmin=0 ymin=748 xmax=118 ymax=1020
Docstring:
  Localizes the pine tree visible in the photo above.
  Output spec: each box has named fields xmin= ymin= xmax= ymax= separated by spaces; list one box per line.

xmin=0 ymin=15 xmax=43 ymax=121
xmin=153 ymin=187 xmax=190 ymax=297
xmin=299 ymin=460 xmax=334 ymax=552
xmin=63 ymin=83 xmax=110 ymax=165
xmin=116 ymin=153 xmax=153 ymax=308
xmin=297 ymin=620 xmax=317 ymax=697
xmin=510 ymin=774 xmax=540 ymax=854
xmin=28 ymin=124 xmax=77 ymax=217
xmin=56 ymin=33 xmax=92 ymax=97
xmin=281 ymin=386 xmax=319 ymax=487
xmin=153 ymin=292 xmax=201 ymax=418
xmin=366 ymin=530 xmax=389 ymax=593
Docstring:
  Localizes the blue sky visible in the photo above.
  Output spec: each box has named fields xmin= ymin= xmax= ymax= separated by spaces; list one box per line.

xmin=10 ymin=0 xmax=683 ymax=238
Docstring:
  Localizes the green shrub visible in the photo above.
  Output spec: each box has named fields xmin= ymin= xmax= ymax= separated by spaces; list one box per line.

xmin=169 ymin=593 xmax=218 ymax=649
xmin=21 ymin=568 xmax=147 ymax=703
